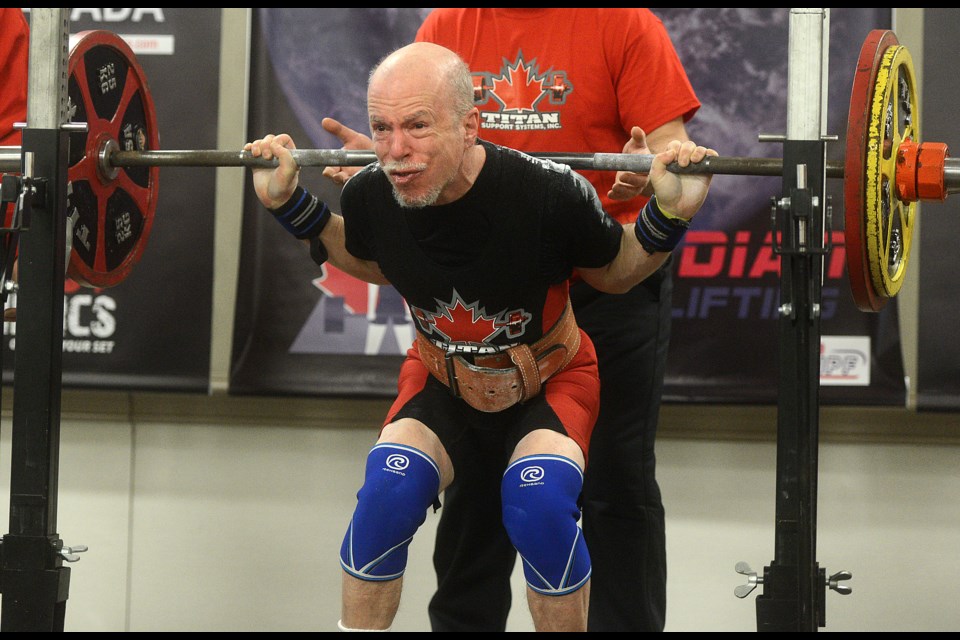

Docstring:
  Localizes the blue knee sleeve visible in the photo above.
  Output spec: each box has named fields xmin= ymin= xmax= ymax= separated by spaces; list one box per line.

xmin=501 ymin=454 xmax=591 ymax=596
xmin=340 ymin=443 xmax=440 ymax=581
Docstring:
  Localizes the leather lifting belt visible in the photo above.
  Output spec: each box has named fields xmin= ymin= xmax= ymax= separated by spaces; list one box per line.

xmin=416 ymin=300 xmax=581 ymax=413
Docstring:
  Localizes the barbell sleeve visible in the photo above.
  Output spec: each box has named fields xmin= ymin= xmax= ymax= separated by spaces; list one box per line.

xmin=0 ymin=150 xmax=20 ymax=173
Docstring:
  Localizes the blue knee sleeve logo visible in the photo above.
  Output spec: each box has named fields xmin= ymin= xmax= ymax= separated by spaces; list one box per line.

xmin=340 ymin=443 xmax=440 ymax=581
xmin=501 ymin=455 xmax=591 ymax=596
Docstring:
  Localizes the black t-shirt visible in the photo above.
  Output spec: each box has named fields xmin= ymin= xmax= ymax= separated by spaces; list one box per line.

xmin=340 ymin=139 xmax=622 ymax=350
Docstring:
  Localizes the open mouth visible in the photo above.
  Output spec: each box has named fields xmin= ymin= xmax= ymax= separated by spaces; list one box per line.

xmin=389 ymin=169 xmax=422 ymax=185
xmin=384 ymin=161 xmax=427 ymax=186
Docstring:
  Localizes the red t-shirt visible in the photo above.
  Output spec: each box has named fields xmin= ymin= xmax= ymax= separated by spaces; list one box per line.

xmin=0 ymin=8 xmax=29 ymax=147
xmin=416 ymin=8 xmax=700 ymax=225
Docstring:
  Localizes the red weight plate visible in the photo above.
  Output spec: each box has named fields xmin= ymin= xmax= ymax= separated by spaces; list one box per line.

xmin=66 ymin=30 xmax=159 ymax=288
xmin=844 ymin=29 xmax=899 ymax=312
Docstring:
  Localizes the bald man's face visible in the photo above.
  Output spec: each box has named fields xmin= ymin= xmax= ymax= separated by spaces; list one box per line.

xmin=367 ymin=61 xmax=471 ymax=208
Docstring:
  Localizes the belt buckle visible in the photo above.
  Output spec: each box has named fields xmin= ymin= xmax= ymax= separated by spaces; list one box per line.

xmin=444 ymin=348 xmax=461 ymax=398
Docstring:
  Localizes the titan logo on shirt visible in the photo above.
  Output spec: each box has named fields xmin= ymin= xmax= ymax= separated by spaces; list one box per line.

xmin=471 ymin=52 xmax=572 ymax=131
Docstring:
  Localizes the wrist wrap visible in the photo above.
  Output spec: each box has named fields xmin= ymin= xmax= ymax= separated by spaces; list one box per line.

xmin=634 ymin=196 xmax=689 ymax=254
xmin=270 ymin=186 xmax=331 ymax=240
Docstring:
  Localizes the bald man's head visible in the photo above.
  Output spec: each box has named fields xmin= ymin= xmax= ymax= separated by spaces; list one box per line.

xmin=369 ymin=42 xmax=474 ymax=121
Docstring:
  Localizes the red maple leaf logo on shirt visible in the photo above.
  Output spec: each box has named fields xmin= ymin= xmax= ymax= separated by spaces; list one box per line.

xmin=426 ymin=296 xmax=500 ymax=343
xmin=411 ymin=290 xmax=531 ymax=346
xmin=492 ymin=58 xmax=545 ymax=113
xmin=483 ymin=52 xmax=572 ymax=113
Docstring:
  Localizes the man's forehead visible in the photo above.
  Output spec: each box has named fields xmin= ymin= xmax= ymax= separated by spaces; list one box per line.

xmin=370 ymin=59 xmax=447 ymax=101
xmin=367 ymin=82 xmax=447 ymax=123
xmin=369 ymin=107 xmax=435 ymax=123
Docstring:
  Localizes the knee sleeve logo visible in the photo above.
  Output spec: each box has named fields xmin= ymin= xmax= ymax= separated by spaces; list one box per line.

xmin=519 ymin=465 xmax=545 ymax=487
xmin=385 ymin=453 xmax=409 ymax=472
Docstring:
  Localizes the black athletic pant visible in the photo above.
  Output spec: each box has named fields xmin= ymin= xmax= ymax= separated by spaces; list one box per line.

xmin=428 ymin=260 xmax=673 ymax=632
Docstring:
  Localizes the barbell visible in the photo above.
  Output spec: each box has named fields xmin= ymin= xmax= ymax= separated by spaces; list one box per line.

xmin=0 ymin=30 xmax=955 ymax=311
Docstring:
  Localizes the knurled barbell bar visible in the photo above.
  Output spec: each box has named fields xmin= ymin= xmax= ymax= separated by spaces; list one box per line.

xmin=0 ymin=29 xmax=954 ymax=311
xmin=4 ymin=147 xmax=959 ymax=182
xmin=0 ymin=148 xmax=850 ymax=175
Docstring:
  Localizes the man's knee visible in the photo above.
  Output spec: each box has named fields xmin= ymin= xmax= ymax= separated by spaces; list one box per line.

xmin=340 ymin=443 xmax=440 ymax=581
xmin=501 ymin=454 xmax=591 ymax=595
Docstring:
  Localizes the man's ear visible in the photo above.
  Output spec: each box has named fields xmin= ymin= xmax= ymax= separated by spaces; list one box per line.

xmin=463 ymin=107 xmax=480 ymax=144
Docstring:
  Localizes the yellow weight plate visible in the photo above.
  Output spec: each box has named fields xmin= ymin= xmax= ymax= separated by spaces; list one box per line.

xmin=863 ymin=44 xmax=918 ymax=298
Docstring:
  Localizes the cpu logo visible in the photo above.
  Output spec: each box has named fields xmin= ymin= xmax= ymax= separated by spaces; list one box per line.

xmin=820 ymin=336 xmax=871 ymax=386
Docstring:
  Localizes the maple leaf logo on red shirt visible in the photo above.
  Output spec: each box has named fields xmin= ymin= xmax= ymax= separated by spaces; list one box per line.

xmin=492 ymin=57 xmax=544 ymax=113
xmin=485 ymin=52 xmax=572 ymax=113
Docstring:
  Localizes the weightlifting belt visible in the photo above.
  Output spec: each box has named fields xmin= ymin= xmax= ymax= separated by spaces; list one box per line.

xmin=416 ymin=300 xmax=581 ymax=413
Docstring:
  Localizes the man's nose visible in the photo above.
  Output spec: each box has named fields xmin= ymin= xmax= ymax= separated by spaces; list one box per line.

xmin=386 ymin=131 xmax=411 ymax=161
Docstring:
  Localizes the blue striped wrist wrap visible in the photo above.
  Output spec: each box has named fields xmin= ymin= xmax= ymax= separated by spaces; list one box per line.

xmin=270 ymin=186 xmax=331 ymax=240
xmin=634 ymin=196 xmax=690 ymax=254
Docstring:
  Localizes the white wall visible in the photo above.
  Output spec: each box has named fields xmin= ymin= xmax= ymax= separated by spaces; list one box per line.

xmin=2 ymin=394 xmax=958 ymax=632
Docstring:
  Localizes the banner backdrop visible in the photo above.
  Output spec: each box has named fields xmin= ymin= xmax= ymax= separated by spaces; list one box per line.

xmin=232 ymin=8 xmax=905 ymax=405
xmin=658 ymin=8 xmax=902 ymax=404
xmin=2 ymin=8 xmax=217 ymax=392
